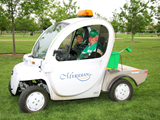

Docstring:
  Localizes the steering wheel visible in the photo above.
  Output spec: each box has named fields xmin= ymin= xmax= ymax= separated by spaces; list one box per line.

xmin=70 ymin=49 xmax=77 ymax=56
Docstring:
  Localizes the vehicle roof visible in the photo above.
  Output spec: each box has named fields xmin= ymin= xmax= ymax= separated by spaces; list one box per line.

xmin=61 ymin=17 xmax=95 ymax=24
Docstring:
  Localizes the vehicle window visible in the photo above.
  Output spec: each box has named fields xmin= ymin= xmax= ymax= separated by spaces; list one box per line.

xmin=32 ymin=22 xmax=68 ymax=58
xmin=72 ymin=28 xmax=84 ymax=47
xmin=98 ymin=25 xmax=109 ymax=54
xmin=56 ymin=28 xmax=87 ymax=61
xmin=78 ymin=25 xmax=109 ymax=59
xmin=56 ymin=25 xmax=109 ymax=61
xmin=56 ymin=32 xmax=75 ymax=61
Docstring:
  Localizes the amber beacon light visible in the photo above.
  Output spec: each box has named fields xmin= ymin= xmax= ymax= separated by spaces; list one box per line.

xmin=77 ymin=10 xmax=93 ymax=17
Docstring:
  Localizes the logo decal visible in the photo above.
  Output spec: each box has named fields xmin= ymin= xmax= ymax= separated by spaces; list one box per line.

xmin=60 ymin=72 xmax=92 ymax=81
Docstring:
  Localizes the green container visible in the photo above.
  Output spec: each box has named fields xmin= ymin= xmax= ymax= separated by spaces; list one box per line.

xmin=107 ymin=51 xmax=120 ymax=69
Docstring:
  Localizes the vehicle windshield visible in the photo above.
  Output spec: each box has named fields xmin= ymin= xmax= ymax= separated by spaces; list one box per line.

xmin=32 ymin=22 xmax=69 ymax=58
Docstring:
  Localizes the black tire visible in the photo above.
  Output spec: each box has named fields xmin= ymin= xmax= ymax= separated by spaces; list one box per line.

xmin=109 ymin=79 xmax=133 ymax=101
xmin=8 ymin=80 xmax=16 ymax=96
xmin=19 ymin=86 xmax=49 ymax=113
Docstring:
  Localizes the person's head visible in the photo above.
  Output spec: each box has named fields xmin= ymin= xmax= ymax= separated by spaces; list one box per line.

xmin=76 ymin=32 xmax=83 ymax=43
xmin=88 ymin=30 xmax=99 ymax=45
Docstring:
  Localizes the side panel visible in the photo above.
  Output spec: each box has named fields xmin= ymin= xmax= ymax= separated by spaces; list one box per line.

xmin=49 ymin=71 xmax=105 ymax=100
xmin=50 ymin=59 xmax=106 ymax=96
xmin=102 ymin=70 xmax=147 ymax=92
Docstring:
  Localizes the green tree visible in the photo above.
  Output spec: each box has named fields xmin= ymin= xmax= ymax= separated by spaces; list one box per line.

xmin=95 ymin=11 xmax=121 ymax=33
xmin=0 ymin=5 xmax=10 ymax=35
xmin=15 ymin=16 xmax=29 ymax=36
xmin=0 ymin=6 xmax=5 ymax=35
xmin=42 ymin=18 xmax=52 ymax=30
xmin=110 ymin=10 xmax=120 ymax=33
xmin=15 ymin=17 xmax=39 ymax=36
xmin=155 ymin=5 xmax=160 ymax=32
xmin=34 ymin=0 xmax=53 ymax=32
xmin=119 ymin=0 xmax=155 ymax=42
xmin=111 ymin=19 xmax=120 ymax=33
xmin=0 ymin=0 xmax=35 ymax=54
xmin=50 ymin=0 xmax=79 ymax=23
xmin=28 ymin=18 xmax=39 ymax=32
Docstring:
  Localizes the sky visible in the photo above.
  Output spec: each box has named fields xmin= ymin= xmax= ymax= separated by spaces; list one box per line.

xmin=62 ymin=0 xmax=158 ymax=23
xmin=75 ymin=0 xmax=127 ymax=20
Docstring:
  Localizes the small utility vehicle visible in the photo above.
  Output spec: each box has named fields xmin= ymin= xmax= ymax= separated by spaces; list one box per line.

xmin=8 ymin=10 xmax=148 ymax=113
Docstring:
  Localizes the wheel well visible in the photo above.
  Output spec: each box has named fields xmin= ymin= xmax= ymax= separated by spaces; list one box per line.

xmin=108 ymin=75 xmax=138 ymax=91
xmin=20 ymin=79 xmax=47 ymax=85
xmin=18 ymin=79 xmax=48 ymax=93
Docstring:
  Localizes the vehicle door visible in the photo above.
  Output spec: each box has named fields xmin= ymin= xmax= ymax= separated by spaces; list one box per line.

xmin=46 ymin=19 xmax=114 ymax=96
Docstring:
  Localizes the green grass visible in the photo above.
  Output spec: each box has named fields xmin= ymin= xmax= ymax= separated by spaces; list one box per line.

xmin=115 ymin=33 xmax=159 ymax=38
xmin=0 ymin=41 xmax=35 ymax=54
xmin=0 ymin=38 xmax=160 ymax=119
xmin=0 ymin=35 xmax=39 ymax=41
xmin=1 ymin=32 xmax=42 ymax=36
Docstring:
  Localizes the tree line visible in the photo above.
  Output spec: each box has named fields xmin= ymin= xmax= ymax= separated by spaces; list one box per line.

xmin=96 ymin=0 xmax=160 ymax=42
xmin=0 ymin=0 xmax=160 ymax=54
xmin=0 ymin=0 xmax=79 ymax=54
xmin=0 ymin=0 xmax=79 ymax=33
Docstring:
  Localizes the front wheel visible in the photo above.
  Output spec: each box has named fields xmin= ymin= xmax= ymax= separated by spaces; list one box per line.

xmin=19 ymin=86 xmax=49 ymax=113
xmin=109 ymin=79 xmax=133 ymax=101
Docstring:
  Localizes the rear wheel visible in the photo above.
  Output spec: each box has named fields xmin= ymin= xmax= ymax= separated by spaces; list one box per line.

xmin=109 ymin=79 xmax=133 ymax=101
xmin=19 ymin=86 xmax=49 ymax=113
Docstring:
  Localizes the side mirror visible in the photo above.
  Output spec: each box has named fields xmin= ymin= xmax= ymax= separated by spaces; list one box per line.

xmin=53 ymin=49 xmax=63 ymax=56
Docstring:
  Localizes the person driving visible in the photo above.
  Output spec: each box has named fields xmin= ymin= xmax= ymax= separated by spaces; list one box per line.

xmin=57 ymin=31 xmax=87 ymax=61
xmin=77 ymin=30 xmax=103 ymax=59
xmin=70 ymin=32 xmax=86 ymax=55
xmin=75 ymin=32 xmax=83 ymax=43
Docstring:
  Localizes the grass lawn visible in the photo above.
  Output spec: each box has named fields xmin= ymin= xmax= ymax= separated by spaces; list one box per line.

xmin=0 ymin=35 xmax=39 ymax=41
xmin=0 ymin=37 xmax=160 ymax=119
xmin=1 ymin=32 xmax=42 ymax=36
xmin=115 ymin=33 xmax=159 ymax=38
xmin=0 ymin=41 xmax=35 ymax=54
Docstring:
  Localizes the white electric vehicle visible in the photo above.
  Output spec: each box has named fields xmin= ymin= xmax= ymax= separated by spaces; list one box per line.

xmin=8 ymin=10 xmax=148 ymax=113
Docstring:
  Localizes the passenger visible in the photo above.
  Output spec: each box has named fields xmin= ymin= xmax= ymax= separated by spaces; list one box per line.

xmin=77 ymin=30 xmax=103 ymax=59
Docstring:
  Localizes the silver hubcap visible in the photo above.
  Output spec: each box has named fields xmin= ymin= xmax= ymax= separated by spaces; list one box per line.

xmin=115 ymin=84 xmax=130 ymax=100
xmin=26 ymin=92 xmax=45 ymax=111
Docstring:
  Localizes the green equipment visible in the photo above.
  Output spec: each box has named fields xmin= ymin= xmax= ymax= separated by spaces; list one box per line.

xmin=119 ymin=46 xmax=132 ymax=53
xmin=107 ymin=46 xmax=132 ymax=69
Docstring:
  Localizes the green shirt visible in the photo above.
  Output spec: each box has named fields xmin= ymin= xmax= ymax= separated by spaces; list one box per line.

xmin=78 ymin=42 xmax=103 ymax=59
